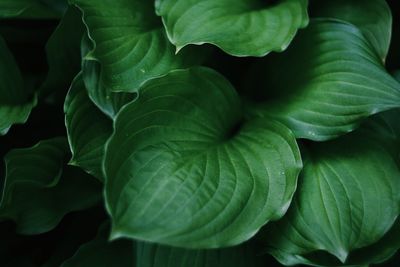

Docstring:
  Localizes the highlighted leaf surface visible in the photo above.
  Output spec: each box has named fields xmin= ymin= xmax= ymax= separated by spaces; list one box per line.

xmin=104 ymin=67 xmax=302 ymax=248
xmin=71 ymin=0 xmax=204 ymax=93
xmin=156 ymin=0 xmax=309 ymax=56
xmin=248 ymin=19 xmax=400 ymax=141
xmin=64 ymin=74 xmax=112 ymax=181
xmin=261 ymin=113 xmax=400 ymax=266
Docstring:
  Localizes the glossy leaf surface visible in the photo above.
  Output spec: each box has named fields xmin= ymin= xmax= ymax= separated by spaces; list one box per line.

xmin=247 ymin=19 xmax=400 ymax=141
xmin=156 ymin=0 xmax=309 ymax=56
xmin=104 ymin=67 xmax=302 ymax=248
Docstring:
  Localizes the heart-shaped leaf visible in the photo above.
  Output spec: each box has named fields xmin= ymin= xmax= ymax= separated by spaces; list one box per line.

xmin=247 ymin=19 xmax=400 ymax=141
xmin=156 ymin=0 xmax=309 ymax=56
xmin=0 ymin=35 xmax=36 ymax=135
xmin=70 ymin=0 xmax=206 ymax=93
xmin=104 ymin=67 xmax=302 ymax=248
xmin=314 ymin=0 xmax=392 ymax=62
xmin=64 ymin=73 xmax=112 ymax=181
xmin=260 ymin=113 xmax=400 ymax=266
xmin=0 ymin=138 xmax=101 ymax=234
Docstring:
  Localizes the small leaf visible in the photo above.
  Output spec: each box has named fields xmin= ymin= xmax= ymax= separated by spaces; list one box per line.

xmin=0 ymin=138 xmax=101 ymax=234
xmin=71 ymin=0 xmax=205 ymax=93
xmin=0 ymin=35 xmax=36 ymax=135
xmin=260 ymin=115 xmax=400 ymax=266
xmin=104 ymin=67 xmax=302 ymax=248
xmin=314 ymin=0 xmax=392 ymax=62
xmin=156 ymin=0 xmax=309 ymax=56
xmin=247 ymin=19 xmax=400 ymax=141
xmin=64 ymin=73 xmax=112 ymax=181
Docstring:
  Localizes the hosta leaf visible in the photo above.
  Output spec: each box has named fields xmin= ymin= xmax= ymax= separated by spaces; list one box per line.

xmin=70 ymin=0 xmax=205 ymax=93
xmin=104 ymin=67 xmax=302 ymax=248
xmin=40 ymin=7 xmax=84 ymax=98
xmin=315 ymin=0 xmax=392 ymax=62
xmin=247 ymin=19 xmax=400 ymax=141
xmin=156 ymin=0 xmax=309 ymax=56
xmin=290 ymin=218 xmax=400 ymax=267
xmin=0 ymin=0 xmax=66 ymax=19
xmin=0 ymin=35 xmax=36 ymax=135
xmin=64 ymin=73 xmax=112 ymax=181
xmin=261 ymin=119 xmax=400 ymax=266
xmin=136 ymin=241 xmax=267 ymax=267
xmin=0 ymin=138 xmax=101 ymax=234
xmin=81 ymin=34 xmax=136 ymax=119
xmin=61 ymin=223 xmax=134 ymax=267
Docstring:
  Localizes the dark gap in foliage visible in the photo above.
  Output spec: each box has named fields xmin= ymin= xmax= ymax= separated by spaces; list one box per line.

xmin=226 ymin=118 xmax=246 ymax=140
xmin=204 ymin=47 xmax=257 ymax=94
xmin=0 ymin=102 xmax=66 ymax=159
xmin=0 ymin=20 xmax=58 ymax=92
xmin=248 ymin=0 xmax=280 ymax=9
xmin=0 ymin=205 xmax=106 ymax=266
xmin=386 ymin=0 xmax=400 ymax=71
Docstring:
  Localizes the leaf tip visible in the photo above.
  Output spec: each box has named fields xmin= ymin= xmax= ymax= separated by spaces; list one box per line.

xmin=109 ymin=227 xmax=124 ymax=241
xmin=175 ymin=45 xmax=184 ymax=55
xmin=333 ymin=247 xmax=349 ymax=264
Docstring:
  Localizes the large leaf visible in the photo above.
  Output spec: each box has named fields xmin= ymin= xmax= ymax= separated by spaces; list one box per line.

xmin=70 ymin=0 xmax=205 ymax=93
xmin=40 ymin=7 xmax=84 ymax=98
xmin=0 ymin=0 xmax=66 ymax=19
xmin=104 ymin=67 xmax=302 ymax=248
xmin=314 ymin=0 xmax=392 ymax=62
xmin=0 ymin=138 xmax=101 ymax=234
xmin=247 ymin=19 xmax=400 ymax=141
xmin=155 ymin=0 xmax=309 ymax=56
xmin=0 ymin=35 xmax=36 ymax=135
xmin=136 ymin=241 xmax=268 ymax=267
xmin=61 ymin=223 xmax=134 ymax=267
xmin=64 ymin=73 xmax=112 ymax=181
xmin=260 ymin=114 xmax=400 ymax=266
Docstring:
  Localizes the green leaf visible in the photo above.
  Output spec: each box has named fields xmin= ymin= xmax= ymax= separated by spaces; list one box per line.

xmin=260 ymin=117 xmax=400 ymax=266
xmin=70 ymin=0 xmax=205 ymax=93
xmin=314 ymin=0 xmax=392 ymax=62
xmin=40 ymin=7 xmax=84 ymax=98
xmin=64 ymin=73 xmax=112 ymax=181
xmin=136 ymin=241 xmax=267 ymax=267
xmin=155 ymin=0 xmax=309 ymax=56
xmin=0 ymin=138 xmax=101 ymax=234
xmin=0 ymin=0 xmax=66 ymax=19
xmin=104 ymin=67 xmax=302 ymax=248
xmin=0 ymin=35 xmax=36 ymax=135
xmin=290 ymin=218 xmax=400 ymax=267
xmin=61 ymin=223 xmax=134 ymax=267
xmin=247 ymin=19 xmax=400 ymax=141
xmin=80 ymin=34 xmax=136 ymax=119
